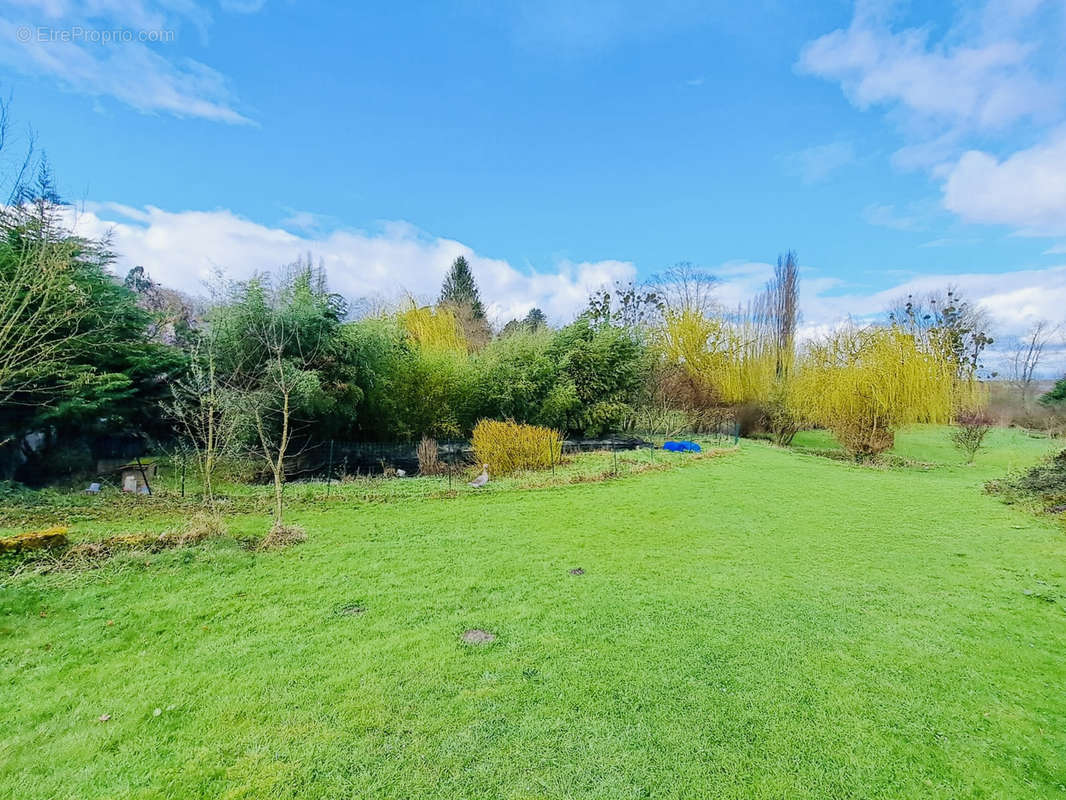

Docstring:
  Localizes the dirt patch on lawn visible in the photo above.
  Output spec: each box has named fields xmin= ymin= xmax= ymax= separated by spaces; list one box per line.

xmin=461 ymin=628 xmax=496 ymax=645
xmin=258 ymin=524 xmax=307 ymax=550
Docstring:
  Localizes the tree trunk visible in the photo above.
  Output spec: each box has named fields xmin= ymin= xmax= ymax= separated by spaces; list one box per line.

xmin=272 ymin=386 xmax=290 ymax=526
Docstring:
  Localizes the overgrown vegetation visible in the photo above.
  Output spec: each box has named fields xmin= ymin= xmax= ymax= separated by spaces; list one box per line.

xmin=0 ymin=176 xmax=185 ymax=478
xmin=989 ymin=447 xmax=1066 ymax=508
xmin=2 ymin=214 xmax=1010 ymax=489
xmin=415 ymin=436 xmax=444 ymax=476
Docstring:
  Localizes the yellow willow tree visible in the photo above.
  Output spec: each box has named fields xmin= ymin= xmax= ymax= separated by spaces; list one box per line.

xmin=794 ymin=325 xmax=956 ymax=457
xmin=394 ymin=300 xmax=472 ymax=438
xmin=660 ymin=309 xmax=776 ymax=406
xmin=398 ymin=300 xmax=468 ymax=354
xmin=926 ymin=325 xmax=988 ymax=416
xmin=658 ymin=253 xmax=805 ymax=442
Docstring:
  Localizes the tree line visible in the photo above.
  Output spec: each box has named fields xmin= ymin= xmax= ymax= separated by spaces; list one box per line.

xmin=4 ymin=158 xmax=1063 ymax=491
xmin=0 ymin=184 xmax=665 ymax=485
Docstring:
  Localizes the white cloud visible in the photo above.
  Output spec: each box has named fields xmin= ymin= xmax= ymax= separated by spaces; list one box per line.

xmin=919 ymin=237 xmax=980 ymax=248
xmin=799 ymin=0 xmax=1066 ymax=237
xmin=862 ymin=202 xmax=927 ymax=231
xmin=942 ymin=128 xmax=1066 ymax=235
xmin=804 ymin=265 xmax=1066 ymax=339
xmin=279 ymin=209 xmax=338 ymax=234
xmin=802 ymin=264 xmax=1066 ymax=377
xmin=782 ymin=141 xmax=856 ymax=184
xmin=0 ymin=1 xmax=251 ymax=123
xmin=712 ymin=260 xmax=774 ymax=308
xmin=797 ymin=1 xmax=1058 ymax=137
xmin=69 ymin=203 xmax=635 ymax=325
xmin=8 ymin=0 xmax=210 ymax=33
xmin=712 ymin=258 xmax=1064 ymax=339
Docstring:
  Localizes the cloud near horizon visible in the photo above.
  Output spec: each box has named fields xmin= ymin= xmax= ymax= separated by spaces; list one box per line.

xmin=71 ymin=203 xmax=638 ymax=326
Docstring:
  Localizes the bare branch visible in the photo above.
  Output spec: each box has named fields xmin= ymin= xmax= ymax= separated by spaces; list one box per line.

xmin=649 ymin=262 xmax=720 ymax=315
xmin=1007 ymin=320 xmax=1060 ymax=409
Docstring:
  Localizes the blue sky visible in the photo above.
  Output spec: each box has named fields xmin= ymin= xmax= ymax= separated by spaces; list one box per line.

xmin=0 ymin=0 xmax=1064 ymax=360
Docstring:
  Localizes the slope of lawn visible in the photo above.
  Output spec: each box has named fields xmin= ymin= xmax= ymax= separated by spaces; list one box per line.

xmin=1 ymin=428 xmax=1064 ymax=799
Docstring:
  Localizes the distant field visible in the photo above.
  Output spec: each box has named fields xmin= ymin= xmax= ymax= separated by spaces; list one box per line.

xmin=2 ymin=427 xmax=1064 ymax=799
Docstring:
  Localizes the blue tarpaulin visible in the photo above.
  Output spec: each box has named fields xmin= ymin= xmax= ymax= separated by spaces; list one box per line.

xmin=662 ymin=440 xmax=701 ymax=452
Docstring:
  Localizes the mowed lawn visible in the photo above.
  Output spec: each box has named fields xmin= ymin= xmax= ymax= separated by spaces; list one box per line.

xmin=2 ymin=429 xmax=1065 ymax=799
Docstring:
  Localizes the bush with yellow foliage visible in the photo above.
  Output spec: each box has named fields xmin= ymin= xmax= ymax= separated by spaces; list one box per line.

xmin=659 ymin=308 xmax=980 ymax=456
xmin=659 ymin=308 xmax=805 ymax=440
xmin=472 ymin=419 xmax=563 ymax=475
xmin=794 ymin=325 xmax=959 ymax=457
xmin=660 ymin=309 xmax=776 ymax=406
xmin=398 ymin=301 xmax=468 ymax=353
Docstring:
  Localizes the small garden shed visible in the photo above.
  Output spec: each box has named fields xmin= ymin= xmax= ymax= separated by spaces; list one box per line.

xmin=115 ymin=462 xmax=156 ymax=493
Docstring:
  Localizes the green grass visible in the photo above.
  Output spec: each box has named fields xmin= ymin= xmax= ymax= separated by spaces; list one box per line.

xmin=792 ymin=424 xmax=1057 ymax=471
xmin=0 ymin=439 xmax=733 ymax=537
xmin=2 ymin=428 xmax=1064 ymax=798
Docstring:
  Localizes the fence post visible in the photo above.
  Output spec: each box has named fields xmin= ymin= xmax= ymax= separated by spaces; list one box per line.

xmin=180 ymin=457 xmax=186 ymax=498
xmin=135 ymin=456 xmax=152 ymax=496
xmin=326 ymin=439 xmax=335 ymax=498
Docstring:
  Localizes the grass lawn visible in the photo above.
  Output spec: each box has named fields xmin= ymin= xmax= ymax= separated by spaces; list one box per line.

xmin=2 ymin=428 xmax=1064 ymax=798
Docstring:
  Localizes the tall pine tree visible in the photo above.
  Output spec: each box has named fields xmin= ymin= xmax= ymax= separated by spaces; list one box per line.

xmin=524 ymin=307 xmax=547 ymax=329
xmin=438 ymin=256 xmax=485 ymax=320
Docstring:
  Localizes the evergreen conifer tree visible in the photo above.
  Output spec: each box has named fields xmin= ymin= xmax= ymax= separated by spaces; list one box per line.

xmin=438 ymin=256 xmax=485 ymax=320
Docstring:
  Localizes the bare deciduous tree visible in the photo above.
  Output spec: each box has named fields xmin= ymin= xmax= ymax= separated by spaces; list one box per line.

xmin=0 ymin=207 xmax=126 ymax=445
xmin=887 ymin=286 xmax=993 ymax=378
xmin=124 ymin=265 xmax=199 ymax=346
xmin=249 ymin=345 xmax=299 ymax=527
xmin=650 ymin=262 xmax=719 ymax=315
xmin=169 ymin=333 xmax=236 ymax=507
xmin=750 ymin=251 xmax=803 ymax=446
xmin=0 ymin=240 xmax=81 ymax=406
xmin=221 ymin=273 xmax=324 ymax=531
xmin=585 ymin=281 xmax=664 ymax=331
xmin=1008 ymin=320 xmax=1059 ymax=410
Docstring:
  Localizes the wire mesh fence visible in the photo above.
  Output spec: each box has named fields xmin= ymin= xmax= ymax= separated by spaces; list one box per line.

xmin=284 ymin=415 xmax=740 ymax=485
xmin=137 ymin=415 xmax=744 ymax=507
